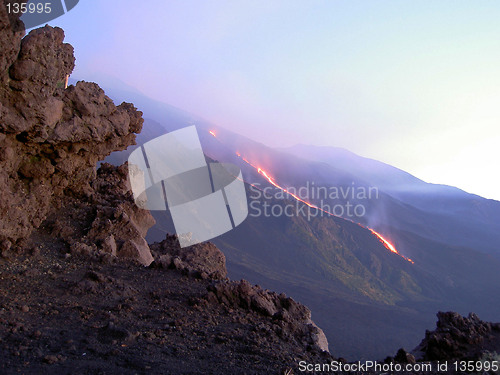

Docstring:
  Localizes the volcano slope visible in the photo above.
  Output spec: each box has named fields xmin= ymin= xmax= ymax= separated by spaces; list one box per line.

xmin=0 ymin=7 xmax=332 ymax=373
xmin=112 ymin=118 xmax=500 ymax=359
xmin=0 ymin=239 xmax=332 ymax=374
xmin=82 ymin=0 xmax=500 ymax=360
xmin=194 ymin=127 xmax=500 ymax=359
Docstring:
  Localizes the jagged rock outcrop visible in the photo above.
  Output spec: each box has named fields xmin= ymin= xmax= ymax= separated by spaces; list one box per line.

xmin=412 ymin=312 xmax=500 ymax=361
xmin=150 ymin=235 xmax=328 ymax=353
xmin=150 ymin=234 xmax=227 ymax=280
xmin=207 ymin=279 xmax=329 ymax=353
xmin=0 ymin=13 xmax=154 ymax=264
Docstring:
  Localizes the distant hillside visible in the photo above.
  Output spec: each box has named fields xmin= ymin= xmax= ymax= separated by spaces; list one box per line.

xmin=101 ymin=117 xmax=500 ymax=359
xmin=98 ymin=76 xmax=500 ymax=359
xmin=281 ymin=143 xmax=500 ymax=255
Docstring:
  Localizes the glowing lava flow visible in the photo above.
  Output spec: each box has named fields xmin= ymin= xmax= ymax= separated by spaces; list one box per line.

xmin=257 ymin=163 xmax=414 ymax=263
xmin=368 ymin=229 xmax=397 ymax=254
xmin=247 ymin=157 xmax=414 ymax=263
xmin=208 ymin=130 xmax=413 ymax=263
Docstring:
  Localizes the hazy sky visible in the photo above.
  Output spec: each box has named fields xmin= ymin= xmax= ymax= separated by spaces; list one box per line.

xmin=46 ymin=1 xmax=500 ymax=200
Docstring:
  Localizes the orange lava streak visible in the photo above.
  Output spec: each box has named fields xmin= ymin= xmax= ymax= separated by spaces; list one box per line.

xmin=257 ymin=168 xmax=316 ymax=209
xmin=368 ymin=229 xmax=414 ymax=263
xmin=368 ymin=228 xmax=397 ymax=253
xmin=244 ymin=157 xmax=413 ymax=263
xmin=210 ymin=130 xmax=413 ymax=264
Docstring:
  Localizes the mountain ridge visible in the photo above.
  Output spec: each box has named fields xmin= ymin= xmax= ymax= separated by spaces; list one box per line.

xmin=98 ymin=82 xmax=500 ymax=357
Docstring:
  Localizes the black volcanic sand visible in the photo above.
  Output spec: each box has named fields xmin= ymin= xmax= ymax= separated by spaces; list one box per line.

xmin=0 ymin=245 xmax=332 ymax=375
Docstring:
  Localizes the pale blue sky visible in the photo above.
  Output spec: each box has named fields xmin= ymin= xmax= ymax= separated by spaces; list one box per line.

xmin=46 ymin=1 xmax=500 ymax=200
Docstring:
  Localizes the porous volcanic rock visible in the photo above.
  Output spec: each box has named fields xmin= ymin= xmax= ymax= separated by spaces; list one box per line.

xmin=44 ymin=162 xmax=156 ymax=266
xmin=150 ymin=234 xmax=228 ymax=279
xmin=0 ymin=1 xmax=25 ymax=83
xmin=150 ymin=235 xmax=329 ymax=353
xmin=412 ymin=312 xmax=500 ymax=361
xmin=207 ymin=279 xmax=329 ymax=353
xmin=0 ymin=13 xmax=154 ymax=265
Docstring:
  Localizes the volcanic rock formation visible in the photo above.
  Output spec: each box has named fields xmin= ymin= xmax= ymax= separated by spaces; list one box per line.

xmin=0 ymin=5 xmax=154 ymax=265
xmin=412 ymin=312 xmax=500 ymax=361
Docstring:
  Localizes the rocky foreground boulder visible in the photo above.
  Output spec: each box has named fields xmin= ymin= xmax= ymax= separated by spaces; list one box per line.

xmin=207 ymin=279 xmax=329 ymax=353
xmin=150 ymin=235 xmax=329 ymax=352
xmin=150 ymin=234 xmax=228 ymax=280
xmin=389 ymin=311 xmax=500 ymax=367
xmin=0 ymin=5 xmax=154 ymax=265
xmin=412 ymin=311 xmax=500 ymax=361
